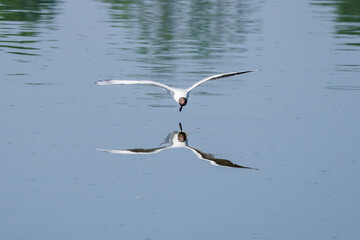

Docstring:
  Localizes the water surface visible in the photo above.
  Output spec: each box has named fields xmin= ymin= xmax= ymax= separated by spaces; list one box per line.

xmin=1 ymin=0 xmax=359 ymax=239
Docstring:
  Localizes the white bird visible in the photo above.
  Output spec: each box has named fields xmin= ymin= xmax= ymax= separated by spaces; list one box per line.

xmin=96 ymin=70 xmax=258 ymax=111
xmin=96 ymin=123 xmax=258 ymax=169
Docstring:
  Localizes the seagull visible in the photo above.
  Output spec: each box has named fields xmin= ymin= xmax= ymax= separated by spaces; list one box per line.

xmin=96 ymin=70 xmax=258 ymax=111
xmin=96 ymin=123 xmax=258 ymax=169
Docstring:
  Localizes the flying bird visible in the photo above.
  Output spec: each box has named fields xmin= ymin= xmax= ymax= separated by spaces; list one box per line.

xmin=96 ymin=70 xmax=258 ymax=111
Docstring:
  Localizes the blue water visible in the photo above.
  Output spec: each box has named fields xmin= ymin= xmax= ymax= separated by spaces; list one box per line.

xmin=1 ymin=0 xmax=359 ymax=239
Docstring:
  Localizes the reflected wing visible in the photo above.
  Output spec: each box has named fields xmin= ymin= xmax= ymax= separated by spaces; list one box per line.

xmin=160 ymin=131 xmax=178 ymax=146
xmin=96 ymin=80 xmax=176 ymax=95
xmin=96 ymin=147 xmax=167 ymax=155
xmin=187 ymin=70 xmax=259 ymax=92
xmin=187 ymin=146 xmax=258 ymax=169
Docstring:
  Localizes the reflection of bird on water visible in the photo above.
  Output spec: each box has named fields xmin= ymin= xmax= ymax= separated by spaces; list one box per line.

xmin=96 ymin=70 xmax=258 ymax=112
xmin=96 ymin=123 xmax=258 ymax=169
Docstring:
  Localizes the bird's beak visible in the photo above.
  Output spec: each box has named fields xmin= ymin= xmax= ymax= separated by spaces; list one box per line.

xmin=179 ymin=105 xmax=183 ymax=112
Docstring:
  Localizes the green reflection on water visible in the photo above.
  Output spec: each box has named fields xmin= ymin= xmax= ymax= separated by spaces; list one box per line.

xmin=0 ymin=0 xmax=58 ymax=22
xmin=98 ymin=0 xmax=259 ymax=67
xmin=313 ymin=0 xmax=360 ymax=47
xmin=0 ymin=0 xmax=59 ymax=55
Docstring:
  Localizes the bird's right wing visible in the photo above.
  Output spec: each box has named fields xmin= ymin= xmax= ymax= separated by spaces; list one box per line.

xmin=96 ymin=80 xmax=175 ymax=94
xmin=96 ymin=147 xmax=166 ymax=155
xmin=187 ymin=70 xmax=259 ymax=92
xmin=187 ymin=146 xmax=258 ymax=169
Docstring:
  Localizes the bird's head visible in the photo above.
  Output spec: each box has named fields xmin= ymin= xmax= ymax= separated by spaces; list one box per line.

xmin=178 ymin=97 xmax=187 ymax=112
xmin=177 ymin=132 xmax=187 ymax=142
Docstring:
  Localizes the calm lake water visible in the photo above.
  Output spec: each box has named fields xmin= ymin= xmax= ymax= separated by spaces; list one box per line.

xmin=1 ymin=0 xmax=360 ymax=239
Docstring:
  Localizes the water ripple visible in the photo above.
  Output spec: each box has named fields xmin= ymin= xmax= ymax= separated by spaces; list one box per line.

xmin=326 ymin=85 xmax=360 ymax=91
xmin=0 ymin=0 xmax=60 ymax=57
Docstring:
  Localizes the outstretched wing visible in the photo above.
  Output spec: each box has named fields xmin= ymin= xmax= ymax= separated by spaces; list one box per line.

xmin=187 ymin=70 xmax=259 ymax=92
xmin=187 ymin=146 xmax=258 ymax=169
xmin=96 ymin=80 xmax=175 ymax=94
xmin=96 ymin=147 xmax=166 ymax=155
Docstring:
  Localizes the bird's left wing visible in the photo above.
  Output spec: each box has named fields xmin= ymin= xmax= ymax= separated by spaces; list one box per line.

xmin=96 ymin=147 xmax=166 ymax=155
xmin=187 ymin=70 xmax=259 ymax=92
xmin=96 ymin=80 xmax=175 ymax=94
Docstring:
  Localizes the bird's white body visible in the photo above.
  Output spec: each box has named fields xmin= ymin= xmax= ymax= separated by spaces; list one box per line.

xmin=172 ymin=87 xmax=189 ymax=104
xmin=96 ymin=70 xmax=259 ymax=111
